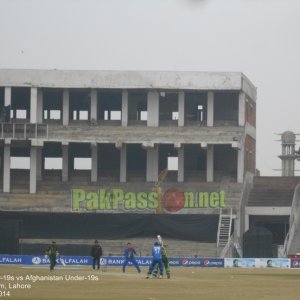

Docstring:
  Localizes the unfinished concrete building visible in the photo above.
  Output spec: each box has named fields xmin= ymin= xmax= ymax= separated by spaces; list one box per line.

xmin=244 ymin=131 xmax=300 ymax=258
xmin=0 ymin=69 xmax=257 ymax=257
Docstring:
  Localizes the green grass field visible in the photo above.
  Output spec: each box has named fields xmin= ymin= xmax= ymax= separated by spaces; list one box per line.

xmin=1 ymin=265 xmax=300 ymax=300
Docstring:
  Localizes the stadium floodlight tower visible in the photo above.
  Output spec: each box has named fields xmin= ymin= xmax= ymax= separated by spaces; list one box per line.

xmin=278 ymin=131 xmax=300 ymax=176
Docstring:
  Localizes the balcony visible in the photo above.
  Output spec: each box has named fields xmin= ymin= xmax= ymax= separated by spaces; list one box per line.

xmin=0 ymin=123 xmax=48 ymax=139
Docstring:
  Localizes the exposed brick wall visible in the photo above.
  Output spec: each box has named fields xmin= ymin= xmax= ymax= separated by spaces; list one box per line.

xmin=245 ymin=97 xmax=256 ymax=127
xmin=245 ymin=135 xmax=256 ymax=174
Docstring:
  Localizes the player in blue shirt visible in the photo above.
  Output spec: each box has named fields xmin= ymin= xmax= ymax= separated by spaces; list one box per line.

xmin=122 ymin=242 xmax=141 ymax=273
xmin=146 ymin=242 xmax=163 ymax=279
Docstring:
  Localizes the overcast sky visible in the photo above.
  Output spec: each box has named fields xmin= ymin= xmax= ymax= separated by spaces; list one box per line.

xmin=0 ymin=0 xmax=299 ymax=175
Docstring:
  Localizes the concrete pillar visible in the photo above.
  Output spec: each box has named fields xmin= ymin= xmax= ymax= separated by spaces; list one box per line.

xmin=237 ymin=146 xmax=244 ymax=183
xmin=177 ymin=145 xmax=184 ymax=182
xmin=245 ymin=213 xmax=250 ymax=232
xmin=63 ymin=89 xmax=69 ymax=126
xmin=234 ymin=217 xmax=240 ymax=240
xmin=30 ymin=146 xmax=37 ymax=194
xmin=120 ymin=144 xmax=127 ymax=182
xmin=146 ymin=146 xmax=158 ymax=182
xmin=3 ymin=143 xmax=11 ymax=193
xmin=37 ymin=89 xmax=43 ymax=124
xmin=207 ymin=91 xmax=214 ymax=127
xmin=90 ymin=89 xmax=97 ymax=122
xmin=147 ymin=91 xmax=159 ymax=127
xmin=62 ymin=143 xmax=68 ymax=182
xmin=238 ymin=92 xmax=246 ymax=126
xmin=178 ymin=91 xmax=185 ymax=127
xmin=282 ymin=158 xmax=295 ymax=177
xmin=91 ymin=143 xmax=98 ymax=182
xmin=36 ymin=147 xmax=42 ymax=180
xmin=30 ymin=87 xmax=38 ymax=123
xmin=122 ymin=90 xmax=128 ymax=127
xmin=206 ymin=144 xmax=214 ymax=182
xmin=4 ymin=87 xmax=11 ymax=106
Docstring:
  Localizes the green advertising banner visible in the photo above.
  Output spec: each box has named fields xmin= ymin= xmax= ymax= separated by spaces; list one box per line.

xmin=71 ymin=188 xmax=226 ymax=213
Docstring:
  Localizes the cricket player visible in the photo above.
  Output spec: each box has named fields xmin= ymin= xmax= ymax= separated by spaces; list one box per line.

xmin=45 ymin=241 xmax=58 ymax=271
xmin=146 ymin=242 xmax=163 ymax=279
xmin=122 ymin=242 xmax=141 ymax=273
xmin=152 ymin=243 xmax=170 ymax=279
xmin=91 ymin=240 xmax=103 ymax=270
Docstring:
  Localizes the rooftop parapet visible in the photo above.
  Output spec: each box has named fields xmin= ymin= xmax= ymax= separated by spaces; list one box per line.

xmin=0 ymin=69 xmax=257 ymax=101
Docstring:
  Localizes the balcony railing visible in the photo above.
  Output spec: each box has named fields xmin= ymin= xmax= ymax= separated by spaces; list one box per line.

xmin=0 ymin=123 xmax=48 ymax=139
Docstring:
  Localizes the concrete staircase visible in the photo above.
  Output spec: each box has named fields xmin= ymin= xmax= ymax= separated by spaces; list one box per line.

xmin=0 ymin=180 xmax=243 ymax=213
xmin=286 ymin=228 xmax=300 ymax=256
xmin=247 ymin=188 xmax=294 ymax=207
xmin=247 ymin=177 xmax=300 ymax=207
xmin=282 ymin=184 xmax=300 ymax=256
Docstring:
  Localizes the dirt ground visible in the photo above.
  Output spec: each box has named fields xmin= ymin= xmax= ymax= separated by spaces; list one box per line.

xmin=1 ymin=265 xmax=300 ymax=300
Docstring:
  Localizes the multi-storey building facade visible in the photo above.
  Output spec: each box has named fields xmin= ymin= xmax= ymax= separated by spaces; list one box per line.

xmin=0 ymin=70 xmax=256 ymax=191
xmin=0 ymin=69 xmax=257 ymax=255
